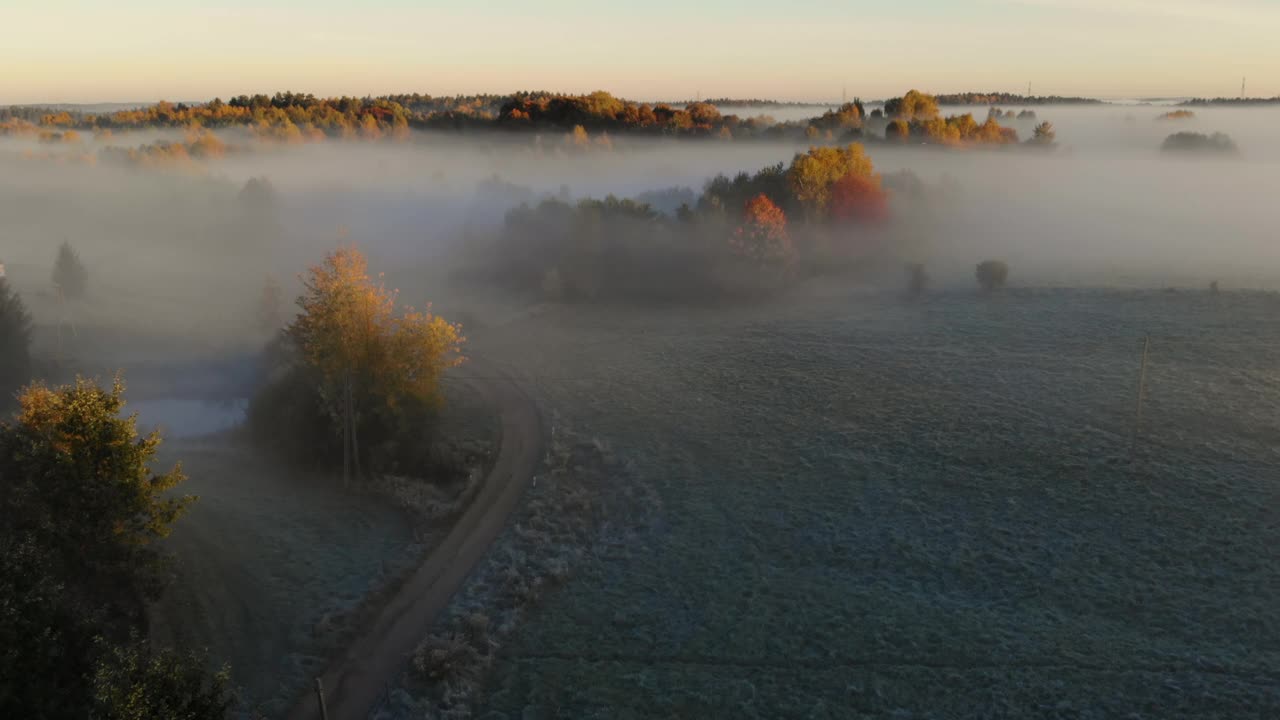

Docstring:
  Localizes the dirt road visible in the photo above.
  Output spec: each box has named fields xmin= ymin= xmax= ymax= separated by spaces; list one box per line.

xmin=286 ymin=364 xmax=543 ymax=720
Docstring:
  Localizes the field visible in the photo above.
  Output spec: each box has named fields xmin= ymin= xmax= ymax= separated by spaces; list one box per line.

xmin=462 ymin=287 xmax=1280 ymax=718
xmin=148 ymin=439 xmax=417 ymax=718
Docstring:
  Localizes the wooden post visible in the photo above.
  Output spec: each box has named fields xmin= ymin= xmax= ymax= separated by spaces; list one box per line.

xmin=1131 ymin=335 xmax=1150 ymax=459
xmin=314 ymin=677 xmax=329 ymax=720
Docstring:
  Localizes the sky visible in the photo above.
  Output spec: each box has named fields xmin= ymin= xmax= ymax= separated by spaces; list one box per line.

xmin=1 ymin=0 xmax=1276 ymax=104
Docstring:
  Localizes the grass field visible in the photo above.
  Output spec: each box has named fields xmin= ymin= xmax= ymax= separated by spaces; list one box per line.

xmin=148 ymin=439 xmax=417 ymax=718
xmin=463 ymin=287 xmax=1279 ymax=718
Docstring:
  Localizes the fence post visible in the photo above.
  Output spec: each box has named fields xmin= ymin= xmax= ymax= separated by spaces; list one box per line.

xmin=1130 ymin=335 xmax=1150 ymax=459
xmin=314 ymin=677 xmax=329 ymax=720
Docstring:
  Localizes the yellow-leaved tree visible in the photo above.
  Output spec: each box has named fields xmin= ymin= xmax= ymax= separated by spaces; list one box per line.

xmin=787 ymin=144 xmax=878 ymax=218
xmin=287 ymin=246 xmax=464 ymax=485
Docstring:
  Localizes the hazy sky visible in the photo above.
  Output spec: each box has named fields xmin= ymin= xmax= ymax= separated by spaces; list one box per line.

xmin=2 ymin=0 xmax=1275 ymax=104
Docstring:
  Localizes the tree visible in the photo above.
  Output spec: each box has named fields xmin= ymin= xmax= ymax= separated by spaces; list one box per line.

xmin=685 ymin=102 xmax=722 ymax=127
xmin=0 ymin=378 xmax=199 ymax=719
xmin=566 ymin=124 xmax=591 ymax=149
xmin=886 ymin=90 xmax=940 ymax=121
xmin=286 ymin=246 xmax=465 ymax=485
xmin=829 ymin=171 xmax=889 ymax=224
xmin=359 ymin=114 xmax=383 ymax=140
xmin=0 ymin=279 xmax=31 ymax=405
xmin=787 ymin=144 xmax=877 ymax=217
xmin=0 ymin=378 xmax=191 ymax=601
xmin=257 ymin=274 xmax=282 ymax=334
xmin=89 ymin=637 xmax=231 ymax=720
xmin=975 ymin=260 xmax=1010 ymax=291
xmin=1031 ymin=121 xmax=1056 ymax=145
xmin=52 ymin=241 xmax=88 ymax=300
xmin=885 ymin=119 xmax=910 ymax=143
xmin=731 ymin=194 xmax=794 ymax=266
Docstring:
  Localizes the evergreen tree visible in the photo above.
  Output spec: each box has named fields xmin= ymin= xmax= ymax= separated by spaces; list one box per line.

xmin=52 ymin=241 xmax=88 ymax=300
xmin=0 ymin=278 xmax=32 ymax=404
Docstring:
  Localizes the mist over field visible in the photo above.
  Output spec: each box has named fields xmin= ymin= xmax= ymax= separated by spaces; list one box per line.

xmin=3 ymin=104 xmax=1277 ymax=324
xmin=2 ymin=94 xmax=1278 ymax=718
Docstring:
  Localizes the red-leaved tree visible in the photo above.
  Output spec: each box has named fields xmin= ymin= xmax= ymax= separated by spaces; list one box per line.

xmin=829 ymin=172 xmax=889 ymax=224
xmin=731 ymin=194 xmax=794 ymax=266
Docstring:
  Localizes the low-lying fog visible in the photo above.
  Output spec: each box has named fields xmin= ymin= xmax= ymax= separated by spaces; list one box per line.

xmin=3 ymin=102 xmax=1277 ymax=354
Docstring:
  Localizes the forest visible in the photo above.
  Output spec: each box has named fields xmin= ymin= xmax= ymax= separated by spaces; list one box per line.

xmin=1 ymin=89 xmax=1050 ymax=149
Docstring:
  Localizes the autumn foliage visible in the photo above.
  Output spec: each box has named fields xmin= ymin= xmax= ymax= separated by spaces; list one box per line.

xmin=268 ymin=246 xmax=466 ymax=482
xmin=732 ymin=195 xmax=794 ymax=266
xmin=829 ymin=172 xmax=889 ymax=224
xmin=787 ymin=143 xmax=877 ymax=215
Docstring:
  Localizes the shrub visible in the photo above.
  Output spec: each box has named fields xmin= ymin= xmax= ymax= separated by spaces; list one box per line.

xmin=975 ymin=260 xmax=1010 ymax=291
xmin=412 ymin=632 xmax=482 ymax=685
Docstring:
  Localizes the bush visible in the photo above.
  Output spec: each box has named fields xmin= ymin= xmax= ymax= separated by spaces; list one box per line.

xmin=412 ymin=632 xmax=482 ymax=685
xmin=975 ymin=260 xmax=1009 ymax=291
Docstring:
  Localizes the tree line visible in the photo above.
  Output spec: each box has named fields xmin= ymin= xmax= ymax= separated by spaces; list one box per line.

xmin=481 ymin=143 xmax=899 ymax=301
xmin=930 ymin=92 xmax=1101 ymax=105
xmin=3 ymin=89 xmax=1055 ymax=148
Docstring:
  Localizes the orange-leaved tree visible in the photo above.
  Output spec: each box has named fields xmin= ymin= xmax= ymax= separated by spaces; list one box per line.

xmin=829 ymin=172 xmax=889 ymax=224
xmin=287 ymin=246 xmax=464 ymax=485
xmin=731 ymin=194 xmax=794 ymax=266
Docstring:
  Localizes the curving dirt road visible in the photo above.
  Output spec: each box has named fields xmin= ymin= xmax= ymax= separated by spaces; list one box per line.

xmin=286 ymin=363 xmax=543 ymax=720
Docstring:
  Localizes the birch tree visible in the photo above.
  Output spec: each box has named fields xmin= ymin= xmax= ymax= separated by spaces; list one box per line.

xmin=287 ymin=246 xmax=464 ymax=485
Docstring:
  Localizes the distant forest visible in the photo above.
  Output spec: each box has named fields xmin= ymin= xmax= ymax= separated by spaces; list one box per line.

xmin=1180 ymin=96 xmax=1280 ymax=106
xmin=655 ymin=98 xmax=828 ymax=107
xmin=931 ymin=92 xmax=1101 ymax=105
xmin=1 ymin=89 xmax=1056 ymax=150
